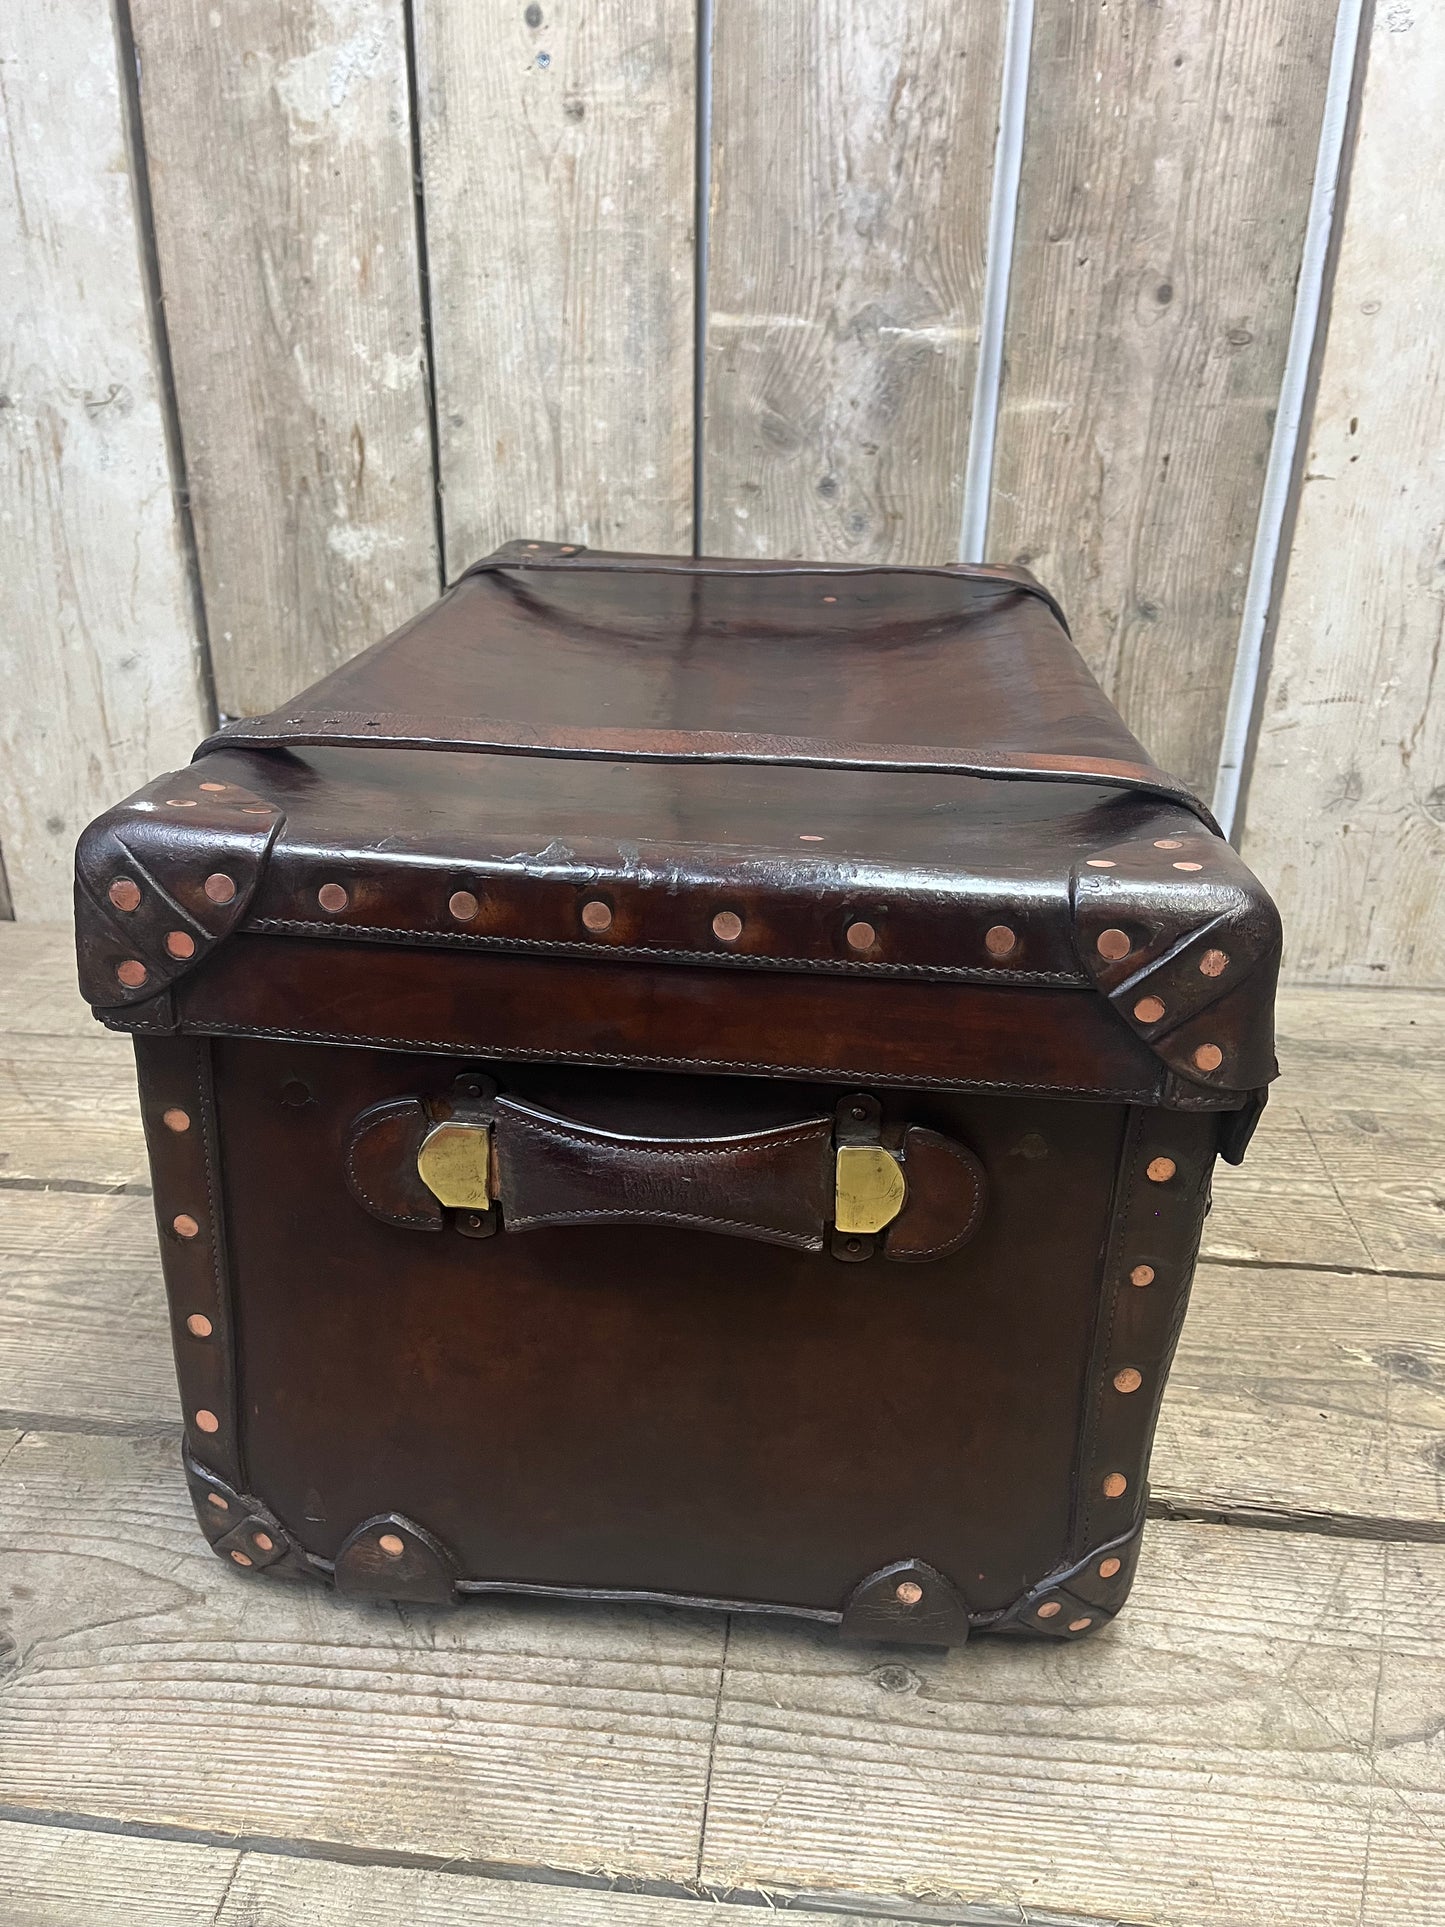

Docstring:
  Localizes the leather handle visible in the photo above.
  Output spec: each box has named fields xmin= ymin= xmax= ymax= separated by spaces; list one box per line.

xmin=345 ymin=1087 xmax=988 ymax=1262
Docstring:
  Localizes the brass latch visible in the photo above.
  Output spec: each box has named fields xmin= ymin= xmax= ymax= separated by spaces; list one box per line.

xmin=416 ymin=1119 xmax=492 ymax=1210
xmin=834 ymin=1143 xmax=907 ymax=1234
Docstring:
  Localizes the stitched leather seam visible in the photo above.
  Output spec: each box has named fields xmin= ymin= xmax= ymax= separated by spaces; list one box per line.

xmin=502 ymin=1205 xmax=821 ymax=1246
xmin=176 ymin=1020 xmax=1163 ymax=1101
xmin=895 ymin=1135 xmax=985 ymax=1258
xmin=345 ymin=1106 xmax=437 ymax=1229
xmin=1083 ymin=1115 xmax=1143 ymax=1547
xmin=244 ymin=918 xmax=1086 ymax=987
xmin=190 ymin=1041 xmax=240 ymax=1488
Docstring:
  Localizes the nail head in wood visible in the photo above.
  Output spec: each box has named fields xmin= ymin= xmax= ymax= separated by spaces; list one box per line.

xmin=581 ymin=899 xmax=613 ymax=932
xmin=204 ymin=872 xmax=237 ymax=905
xmin=1096 ymin=927 xmax=1131 ymax=960
xmin=317 ymin=883 xmax=349 ymax=913
xmin=1146 ymin=1157 xmax=1176 ymax=1183
xmin=108 ymin=878 xmax=142 ymax=912
xmin=984 ymin=924 xmax=1016 ymax=957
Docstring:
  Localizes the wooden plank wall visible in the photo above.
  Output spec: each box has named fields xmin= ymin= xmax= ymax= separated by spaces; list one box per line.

xmin=1 ymin=0 xmax=1440 ymax=985
xmin=1239 ymin=1 xmax=1445 ymax=983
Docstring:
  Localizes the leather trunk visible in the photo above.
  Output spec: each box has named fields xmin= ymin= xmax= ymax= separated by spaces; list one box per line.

xmin=74 ymin=542 xmax=1281 ymax=1649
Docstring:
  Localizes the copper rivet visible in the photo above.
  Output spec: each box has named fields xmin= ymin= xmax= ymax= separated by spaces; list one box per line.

xmin=204 ymin=872 xmax=237 ymax=905
xmin=1153 ymin=838 xmax=1183 ymax=850
xmin=822 ymin=595 xmax=837 ymax=603
xmin=165 ymin=798 xmax=197 ymax=808
xmin=1199 ymin=947 xmax=1229 ymax=977
xmin=195 ymin=1409 xmax=220 ymax=1434
xmin=199 ymin=781 xmax=228 ymax=792
xmin=581 ymin=899 xmax=613 ymax=932
xmin=207 ymin=1493 xmax=229 ymax=1510
xmin=799 ymin=834 xmax=824 ymax=842
xmin=1102 ymin=1472 xmax=1128 ymax=1499
xmin=1113 ymin=1367 xmax=1143 ymax=1394
xmin=1085 ymin=858 xmax=1116 ymax=869
xmin=1069 ymin=1617 xmax=1093 ymax=1632
xmin=317 ymin=883 xmax=348 ymax=912
xmin=230 ymin=1551 xmax=253 ymax=1567
xmin=1193 ymin=1043 xmax=1223 ymax=1073
xmin=162 ymin=1107 xmax=191 ymax=1133
xmin=449 ymin=889 xmax=480 ymax=921
xmin=378 ymin=1533 xmax=406 ymax=1558
xmin=1146 ymin=1156 xmax=1176 ymax=1183
xmin=895 ymin=1580 xmax=923 ymax=1605
xmin=1036 ymin=1600 xmax=1062 ymax=1619
xmin=846 ymin=919 xmax=876 ymax=952
xmin=712 ymin=910 xmax=743 ymax=942
xmin=108 ymin=877 xmax=142 ymax=912
xmin=1133 ymin=995 xmax=1166 ymax=1024
xmin=985 ymin=924 xmax=1016 ymax=958
xmin=526 ymin=542 xmax=540 ymax=549
xmin=559 ymin=545 xmax=576 ymax=553
xmin=1130 ymin=1263 xmax=1155 ymax=1288
xmin=173 ymin=1213 xmax=200 ymax=1239
xmin=1173 ymin=860 xmax=1203 ymax=872
xmin=253 ymin=1532 xmax=274 ymax=1552
xmin=116 ymin=959 xmax=148 ymax=989
xmin=242 ymin=806 xmax=269 ymax=815
xmin=166 ymin=930 xmax=196 ymax=960
xmin=186 ymin=1313 xmax=213 ymax=1338
xmin=1096 ymin=927 xmax=1132 ymax=960
xmin=1099 ymin=1557 xmax=1122 ymax=1579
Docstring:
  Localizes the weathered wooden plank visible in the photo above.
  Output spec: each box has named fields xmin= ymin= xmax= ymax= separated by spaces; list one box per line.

xmin=701 ymin=1527 xmax=1445 ymax=1927
xmin=416 ymin=0 xmax=695 ymax=575
xmin=702 ymin=2 xmax=1008 ymax=563
xmin=1156 ymin=1262 xmax=1445 ymax=1527
xmin=0 ymin=0 xmax=208 ymax=921
xmin=1241 ymin=5 xmax=1445 ymax=987
xmin=0 ymin=1823 xmax=923 ymax=1927
xmin=130 ymin=0 xmax=438 ymax=716
xmin=0 ymin=1193 xmax=176 ymax=1427
xmin=0 ymin=925 xmax=96 ymax=1036
xmin=989 ymin=0 xmax=1336 ymax=798
xmin=0 ymin=1431 xmax=723 ymax=1878
xmin=0 ymin=1031 xmax=144 ymax=1189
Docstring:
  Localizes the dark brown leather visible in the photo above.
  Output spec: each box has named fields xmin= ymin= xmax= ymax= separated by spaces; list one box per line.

xmin=493 ymin=1098 xmax=834 ymax=1248
xmin=343 ymin=1086 xmax=988 ymax=1259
